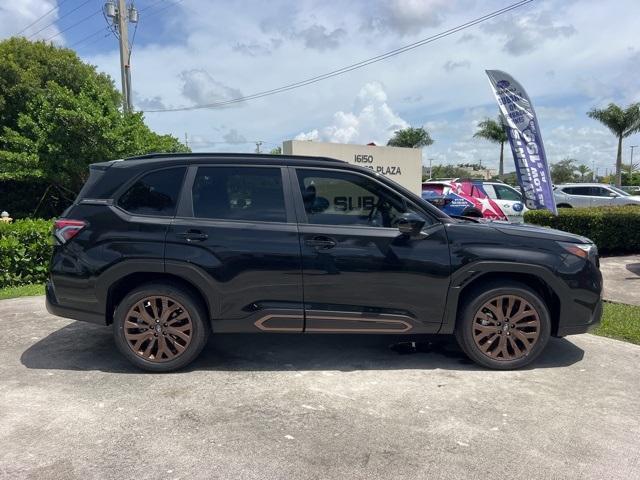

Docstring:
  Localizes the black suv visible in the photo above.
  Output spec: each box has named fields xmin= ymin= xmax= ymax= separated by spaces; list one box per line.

xmin=47 ymin=153 xmax=602 ymax=371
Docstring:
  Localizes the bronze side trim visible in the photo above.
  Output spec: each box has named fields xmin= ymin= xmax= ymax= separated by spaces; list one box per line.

xmin=305 ymin=315 xmax=413 ymax=333
xmin=254 ymin=314 xmax=303 ymax=332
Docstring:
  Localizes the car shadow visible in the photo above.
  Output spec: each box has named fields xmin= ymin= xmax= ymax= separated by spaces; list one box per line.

xmin=20 ymin=321 xmax=585 ymax=374
xmin=625 ymin=262 xmax=640 ymax=278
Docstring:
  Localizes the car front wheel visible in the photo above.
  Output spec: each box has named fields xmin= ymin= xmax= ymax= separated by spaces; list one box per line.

xmin=113 ymin=283 xmax=210 ymax=372
xmin=455 ymin=282 xmax=551 ymax=370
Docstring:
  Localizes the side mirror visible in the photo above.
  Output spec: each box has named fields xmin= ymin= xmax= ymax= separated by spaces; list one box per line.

xmin=608 ymin=192 xmax=618 ymax=198
xmin=397 ymin=212 xmax=426 ymax=237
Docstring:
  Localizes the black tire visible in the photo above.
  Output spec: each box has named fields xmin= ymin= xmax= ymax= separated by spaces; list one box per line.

xmin=455 ymin=281 xmax=551 ymax=370
xmin=556 ymin=204 xmax=572 ymax=208
xmin=113 ymin=282 xmax=210 ymax=372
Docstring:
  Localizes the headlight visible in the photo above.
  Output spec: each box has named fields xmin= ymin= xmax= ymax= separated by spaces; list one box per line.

xmin=557 ymin=241 xmax=597 ymax=260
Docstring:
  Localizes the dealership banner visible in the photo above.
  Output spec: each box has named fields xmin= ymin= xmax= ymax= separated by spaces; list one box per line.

xmin=485 ymin=70 xmax=557 ymax=215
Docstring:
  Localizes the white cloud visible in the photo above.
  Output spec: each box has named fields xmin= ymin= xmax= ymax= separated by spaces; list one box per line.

xmin=364 ymin=0 xmax=449 ymax=35
xmin=0 ymin=0 xmax=62 ymax=41
xmin=179 ymin=69 xmax=243 ymax=106
xmin=443 ymin=60 xmax=470 ymax=72
xmin=296 ymin=82 xmax=409 ymax=145
xmin=482 ymin=9 xmax=575 ymax=56
xmin=294 ymin=24 xmax=346 ymax=51
xmin=222 ymin=128 xmax=247 ymax=144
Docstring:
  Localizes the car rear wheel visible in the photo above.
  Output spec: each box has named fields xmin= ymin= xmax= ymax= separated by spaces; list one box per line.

xmin=113 ymin=283 xmax=210 ymax=372
xmin=455 ymin=282 xmax=551 ymax=370
xmin=556 ymin=203 xmax=572 ymax=208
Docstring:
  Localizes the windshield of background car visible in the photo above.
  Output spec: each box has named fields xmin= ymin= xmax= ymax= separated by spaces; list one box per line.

xmin=494 ymin=184 xmax=523 ymax=201
xmin=609 ymin=186 xmax=630 ymax=196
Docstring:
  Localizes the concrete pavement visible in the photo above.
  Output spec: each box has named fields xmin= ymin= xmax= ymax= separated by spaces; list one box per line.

xmin=599 ymin=255 xmax=640 ymax=306
xmin=1 ymin=295 xmax=639 ymax=479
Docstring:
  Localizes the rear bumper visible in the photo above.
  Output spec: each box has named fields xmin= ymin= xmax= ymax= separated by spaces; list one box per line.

xmin=46 ymin=281 xmax=105 ymax=325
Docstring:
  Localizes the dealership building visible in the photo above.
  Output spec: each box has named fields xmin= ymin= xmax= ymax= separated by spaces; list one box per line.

xmin=282 ymin=140 xmax=423 ymax=195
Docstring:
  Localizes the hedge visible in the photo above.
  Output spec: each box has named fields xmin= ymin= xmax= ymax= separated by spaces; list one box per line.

xmin=0 ymin=219 xmax=53 ymax=288
xmin=524 ymin=206 xmax=640 ymax=254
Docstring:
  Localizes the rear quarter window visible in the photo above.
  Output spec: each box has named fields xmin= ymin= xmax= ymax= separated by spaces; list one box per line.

xmin=118 ymin=167 xmax=186 ymax=216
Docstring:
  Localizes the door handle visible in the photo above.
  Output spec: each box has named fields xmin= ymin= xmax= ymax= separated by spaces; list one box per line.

xmin=305 ymin=236 xmax=337 ymax=249
xmin=176 ymin=230 xmax=208 ymax=242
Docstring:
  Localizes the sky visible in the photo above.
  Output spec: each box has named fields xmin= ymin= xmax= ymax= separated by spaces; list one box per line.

xmin=2 ymin=0 xmax=640 ymax=175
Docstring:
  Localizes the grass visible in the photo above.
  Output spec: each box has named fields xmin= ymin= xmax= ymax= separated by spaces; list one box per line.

xmin=593 ymin=302 xmax=640 ymax=345
xmin=0 ymin=284 xmax=638 ymax=345
xmin=0 ymin=283 xmax=45 ymax=300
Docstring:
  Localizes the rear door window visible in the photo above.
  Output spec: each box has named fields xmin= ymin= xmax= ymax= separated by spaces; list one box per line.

xmin=564 ymin=187 xmax=591 ymax=196
xmin=192 ymin=167 xmax=287 ymax=222
xmin=118 ymin=167 xmax=186 ymax=216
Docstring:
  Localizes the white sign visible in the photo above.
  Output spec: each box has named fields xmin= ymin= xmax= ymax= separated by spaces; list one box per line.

xmin=283 ymin=140 xmax=422 ymax=195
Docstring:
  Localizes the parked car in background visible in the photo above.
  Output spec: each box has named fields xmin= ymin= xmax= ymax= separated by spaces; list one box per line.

xmin=553 ymin=183 xmax=640 ymax=208
xmin=46 ymin=153 xmax=602 ymax=372
xmin=422 ymin=179 xmax=527 ymax=222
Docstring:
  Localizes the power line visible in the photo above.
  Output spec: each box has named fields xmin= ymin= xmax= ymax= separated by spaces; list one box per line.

xmin=146 ymin=0 xmax=534 ymax=113
xmin=44 ymin=9 xmax=103 ymax=42
xmin=69 ymin=26 xmax=111 ymax=49
xmin=27 ymin=0 xmax=94 ymax=39
xmin=15 ymin=0 xmax=70 ymax=36
xmin=140 ymin=0 xmax=185 ymax=20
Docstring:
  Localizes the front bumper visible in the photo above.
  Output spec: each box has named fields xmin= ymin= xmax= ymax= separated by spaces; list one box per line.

xmin=556 ymin=297 xmax=603 ymax=336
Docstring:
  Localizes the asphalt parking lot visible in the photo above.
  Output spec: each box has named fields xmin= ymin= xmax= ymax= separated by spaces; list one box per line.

xmin=1 ymin=296 xmax=639 ymax=480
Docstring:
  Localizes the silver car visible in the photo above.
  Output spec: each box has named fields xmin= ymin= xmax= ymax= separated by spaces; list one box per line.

xmin=553 ymin=183 xmax=640 ymax=208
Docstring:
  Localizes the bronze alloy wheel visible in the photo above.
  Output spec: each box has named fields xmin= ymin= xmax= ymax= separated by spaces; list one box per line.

xmin=472 ymin=294 xmax=541 ymax=361
xmin=123 ymin=296 xmax=193 ymax=362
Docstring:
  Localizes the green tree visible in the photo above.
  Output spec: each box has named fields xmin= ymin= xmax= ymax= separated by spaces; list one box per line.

xmin=387 ymin=126 xmax=433 ymax=148
xmin=550 ymin=158 xmax=578 ymax=184
xmin=430 ymin=164 xmax=481 ymax=179
xmin=269 ymin=146 xmax=282 ymax=155
xmin=473 ymin=117 xmax=508 ymax=177
xmin=494 ymin=171 xmax=518 ymax=186
xmin=587 ymin=103 xmax=640 ymax=187
xmin=576 ymin=164 xmax=592 ymax=182
xmin=0 ymin=37 xmax=187 ymax=200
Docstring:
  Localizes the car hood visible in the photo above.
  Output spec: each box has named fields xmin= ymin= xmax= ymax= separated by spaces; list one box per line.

xmin=490 ymin=221 xmax=592 ymax=243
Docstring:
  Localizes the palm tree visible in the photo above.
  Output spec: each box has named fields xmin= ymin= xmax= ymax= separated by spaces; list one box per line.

xmin=587 ymin=103 xmax=640 ymax=187
xmin=387 ymin=127 xmax=434 ymax=148
xmin=576 ymin=164 xmax=591 ymax=182
xmin=473 ymin=117 xmax=508 ymax=176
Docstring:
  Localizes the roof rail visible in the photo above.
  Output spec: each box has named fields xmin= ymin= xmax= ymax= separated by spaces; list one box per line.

xmin=123 ymin=151 xmax=346 ymax=163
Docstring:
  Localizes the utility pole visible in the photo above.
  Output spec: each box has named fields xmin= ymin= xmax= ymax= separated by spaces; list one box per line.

xmin=255 ymin=141 xmax=263 ymax=154
xmin=592 ymin=160 xmax=596 ymax=181
xmin=631 ymin=145 xmax=639 ymax=179
xmin=184 ymin=133 xmax=189 ymax=149
xmin=105 ymin=1 xmax=138 ymax=113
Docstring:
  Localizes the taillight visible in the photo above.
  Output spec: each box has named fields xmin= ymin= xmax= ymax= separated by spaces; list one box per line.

xmin=53 ymin=219 xmax=86 ymax=244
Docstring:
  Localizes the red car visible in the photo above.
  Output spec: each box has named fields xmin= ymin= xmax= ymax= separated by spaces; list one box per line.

xmin=422 ymin=179 xmax=510 ymax=221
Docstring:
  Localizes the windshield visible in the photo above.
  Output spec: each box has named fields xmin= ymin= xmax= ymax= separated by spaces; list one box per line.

xmin=609 ymin=186 xmax=630 ymax=196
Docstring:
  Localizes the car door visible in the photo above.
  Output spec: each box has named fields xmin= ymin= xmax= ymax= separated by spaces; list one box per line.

xmin=291 ymin=167 xmax=451 ymax=334
xmin=165 ymin=165 xmax=304 ymax=333
xmin=565 ymin=186 xmax=592 ymax=208
xmin=591 ymin=186 xmax=617 ymax=206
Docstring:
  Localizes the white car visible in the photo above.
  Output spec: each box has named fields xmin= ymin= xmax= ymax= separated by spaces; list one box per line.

xmin=480 ymin=181 xmax=529 ymax=222
xmin=553 ymin=183 xmax=640 ymax=208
